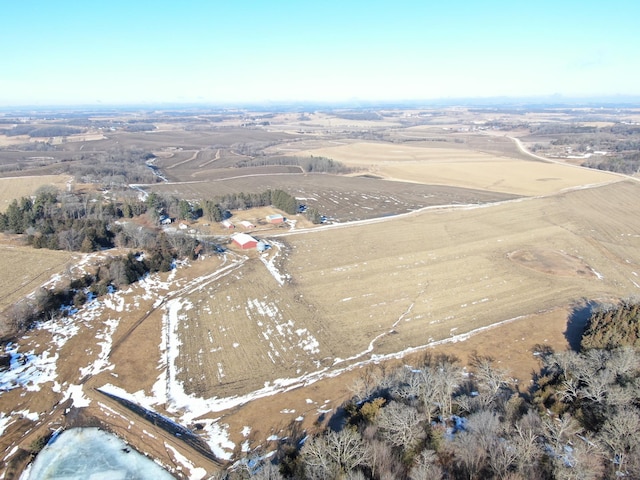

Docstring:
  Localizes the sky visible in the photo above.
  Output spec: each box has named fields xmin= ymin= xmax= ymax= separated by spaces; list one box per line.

xmin=1 ymin=0 xmax=639 ymax=106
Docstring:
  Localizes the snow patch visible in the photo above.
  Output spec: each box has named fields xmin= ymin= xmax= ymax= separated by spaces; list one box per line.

xmin=165 ymin=443 xmax=207 ymax=480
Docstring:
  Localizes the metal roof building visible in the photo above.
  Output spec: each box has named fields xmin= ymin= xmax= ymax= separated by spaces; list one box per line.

xmin=231 ymin=233 xmax=258 ymax=249
xmin=266 ymin=213 xmax=284 ymax=224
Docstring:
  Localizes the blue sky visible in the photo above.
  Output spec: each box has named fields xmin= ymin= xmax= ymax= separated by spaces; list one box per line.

xmin=1 ymin=1 xmax=638 ymax=105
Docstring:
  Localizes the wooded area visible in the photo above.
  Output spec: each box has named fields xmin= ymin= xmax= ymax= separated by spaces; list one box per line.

xmin=222 ymin=300 xmax=640 ymax=479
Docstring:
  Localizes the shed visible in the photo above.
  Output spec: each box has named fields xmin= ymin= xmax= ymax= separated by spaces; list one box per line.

xmin=221 ymin=220 xmax=235 ymax=229
xmin=240 ymin=220 xmax=255 ymax=229
xmin=266 ymin=213 xmax=284 ymax=224
xmin=231 ymin=233 xmax=258 ymax=249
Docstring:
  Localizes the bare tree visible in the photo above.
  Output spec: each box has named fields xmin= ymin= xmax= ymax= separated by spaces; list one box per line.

xmin=452 ymin=430 xmax=487 ymax=479
xmin=369 ymin=438 xmax=403 ymax=480
xmin=470 ymin=353 xmax=512 ymax=403
xmin=608 ymin=346 xmax=639 ymax=379
xmin=408 ymin=449 xmax=443 ymax=480
xmin=450 ymin=410 xmax=510 ymax=479
xmin=561 ymin=435 xmax=605 ymax=480
xmin=301 ymin=428 xmax=372 ymax=480
xmin=348 ymin=364 xmax=385 ymax=403
xmin=6 ymin=298 xmax=36 ymax=332
xmin=434 ymin=360 xmax=462 ymax=418
xmin=559 ymin=377 xmax=580 ymax=404
xmin=58 ymin=227 xmax=84 ymax=251
xmin=544 ymin=414 xmax=580 ymax=452
xmin=375 ymin=401 xmax=425 ymax=450
xmin=580 ymin=368 xmax=614 ymax=404
xmin=391 ymin=367 xmax=423 ymax=405
xmin=598 ymin=406 xmax=640 ymax=476
xmin=345 ymin=470 xmax=367 ymax=480
xmin=417 ymin=368 xmax=442 ymax=422
xmin=249 ymin=461 xmax=283 ymax=480
xmin=512 ymin=411 xmax=543 ymax=475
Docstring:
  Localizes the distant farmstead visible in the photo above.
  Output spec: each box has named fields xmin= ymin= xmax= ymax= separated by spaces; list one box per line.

xmin=266 ymin=213 xmax=284 ymax=224
xmin=231 ymin=233 xmax=258 ymax=249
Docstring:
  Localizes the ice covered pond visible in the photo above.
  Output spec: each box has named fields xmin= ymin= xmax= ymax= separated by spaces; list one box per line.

xmin=22 ymin=427 xmax=175 ymax=479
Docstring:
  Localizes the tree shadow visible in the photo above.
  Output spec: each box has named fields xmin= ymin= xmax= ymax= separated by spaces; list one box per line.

xmin=564 ymin=301 xmax=595 ymax=351
xmin=327 ymin=405 xmax=348 ymax=432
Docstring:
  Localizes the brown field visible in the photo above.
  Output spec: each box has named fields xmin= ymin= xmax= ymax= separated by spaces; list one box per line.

xmin=164 ymin=180 xmax=640 ymax=398
xmin=3 ymin=107 xmax=640 ymax=477
xmin=0 ymin=244 xmax=74 ymax=330
xmin=0 ymin=135 xmax=31 ymax=147
xmin=291 ymin=141 xmax=622 ymax=195
xmin=0 ymin=174 xmax=72 ymax=211
xmin=146 ymin=173 xmax=520 ymax=223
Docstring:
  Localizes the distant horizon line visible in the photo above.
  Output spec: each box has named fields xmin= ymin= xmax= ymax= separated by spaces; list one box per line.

xmin=2 ymin=94 xmax=640 ymax=112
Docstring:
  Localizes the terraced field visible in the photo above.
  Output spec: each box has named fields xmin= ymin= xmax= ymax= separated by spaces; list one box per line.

xmin=2 ymin=108 xmax=640 ymax=478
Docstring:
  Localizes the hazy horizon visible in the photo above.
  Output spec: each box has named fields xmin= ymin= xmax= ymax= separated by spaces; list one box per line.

xmin=1 ymin=1 xmax=639 ymax=107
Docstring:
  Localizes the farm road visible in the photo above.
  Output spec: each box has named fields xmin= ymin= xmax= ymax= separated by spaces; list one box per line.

xmin=508 ymin=134 xmax=640 ymax=184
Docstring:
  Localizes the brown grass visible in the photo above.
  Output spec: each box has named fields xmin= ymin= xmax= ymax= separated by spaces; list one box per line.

xmin=0 ymin=243 xmax=74 ymax=334
xmin=3 ymin=111 xmax=640 ymax=475
xmin=0 ymin=175 xmax=72 ymax=212
xmin=147 ymin=180 xmax=640 ymax=405
xmin=291 ymin=142 xmax=621 ymax=195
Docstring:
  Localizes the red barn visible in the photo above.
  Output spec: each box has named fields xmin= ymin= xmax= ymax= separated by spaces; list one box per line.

xmin=266 ymin=213 xmax=284 ymax=224
xmin=231 ymin=233 xmax=258 ymax=249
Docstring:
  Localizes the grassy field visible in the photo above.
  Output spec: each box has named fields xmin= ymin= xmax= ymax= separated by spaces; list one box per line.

xmin=3 ymin=107 xmax=640 ymax=476
xmin=0 ymin=175 xmax=71 ymax=211
xmin=159 ymin=180 xmax=640 ymax=403
xmin=291 ymin=141 xmax=622 ymax=195
xmin=0 ymin=244 xmax=74 ymax=332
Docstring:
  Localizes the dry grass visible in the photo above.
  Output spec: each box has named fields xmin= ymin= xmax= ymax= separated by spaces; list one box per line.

xmin=4 ymin=110 xmax=640 ymax=474
xmin=0 ymin=243 xmax=74 ymax=314
xmin=0 ymin=175 xmax=72 ymax=212
xmin=162 ymin=180 xmax=640 ymax=402
xmin=292 ymin=141 xmax=622 ymax=195
xmin=0 ymin=135 xmax=30 ymax=147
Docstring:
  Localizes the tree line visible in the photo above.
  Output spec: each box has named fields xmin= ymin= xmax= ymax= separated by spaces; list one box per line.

xmin=0 ymin=125 xmax=84 ymax=137
xmin=199 ymin=189 xmax=322 ymax=224
xmin=0 ymin=187 xmax=123 ymax=251
xmin=220 ymin=298 xmax=640 ymax=479
xmin=0 ymin=184 xmax=323 ymax=338
xmin=234 ymin=156 xmax=352 ymax=175
xmin=0 ymin=185 xmax=321 ymax=252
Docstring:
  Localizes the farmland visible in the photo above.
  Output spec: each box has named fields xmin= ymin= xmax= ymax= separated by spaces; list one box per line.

xmin=1 ymin=105 xmax=640 ymax=478
xmin=0 ymin=245 xmax=74 ymax=324
xmin=0 ymin=175 xmax=71 ymax=212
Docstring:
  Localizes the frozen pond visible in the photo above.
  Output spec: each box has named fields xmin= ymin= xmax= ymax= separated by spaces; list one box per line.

xmin=23 ymin=427 xmax=175 ymax=479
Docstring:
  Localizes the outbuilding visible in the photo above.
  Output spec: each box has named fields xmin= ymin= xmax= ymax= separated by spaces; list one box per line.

xmin=266 ymin=213 xmax=284 ymax=224
xmin=221 ymin=220 xmax=235 ymax=229
xmin=240 ymin=220 xmax=255 ymax=229
xmin=231 ymin=233 xmax=258 ymax=249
